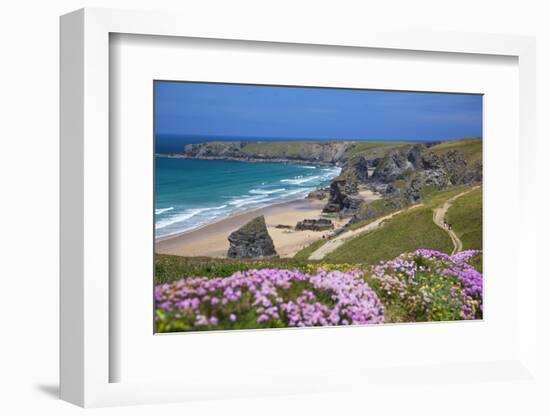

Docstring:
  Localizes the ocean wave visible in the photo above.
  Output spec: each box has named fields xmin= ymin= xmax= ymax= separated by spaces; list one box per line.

xmin=155 ymin=207 xmax=174 ymax=215
xmin=229 ymin=195 xmax=272 ymax=208
xmin=155 ymin=205 xmax=227 ymax=230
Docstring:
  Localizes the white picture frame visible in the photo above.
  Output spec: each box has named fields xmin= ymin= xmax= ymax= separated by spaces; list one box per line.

xmin=60 ymin=7 xmax=538 ymax=408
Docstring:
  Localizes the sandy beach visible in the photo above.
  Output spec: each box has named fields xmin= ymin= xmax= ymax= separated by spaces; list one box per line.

xmin=155 ymin=197 xmax=348 ymax=258
xmin=156 ymin=187 xmax=381 ymax=258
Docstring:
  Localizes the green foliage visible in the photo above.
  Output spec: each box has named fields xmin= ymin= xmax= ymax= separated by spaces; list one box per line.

xmin=368 ymin=269 xmax=463 ymax=322
xmin=446 ymin=187 xmax=482 ymax=250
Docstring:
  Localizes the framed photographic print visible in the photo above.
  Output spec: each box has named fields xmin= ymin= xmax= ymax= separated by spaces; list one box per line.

xmin=153 ymin=80 xmax=483 ymax=333
xmin=60 ymin=8 xmax=539 ymax=408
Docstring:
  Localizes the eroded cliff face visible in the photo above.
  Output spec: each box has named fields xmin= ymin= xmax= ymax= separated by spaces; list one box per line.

xmin=349 ymin=142 xmax=482 ymax=224
xmin=370 ymin=145 xmax=481 ymax=191
xmin=179 ymin=139 xmax=482 ymax=222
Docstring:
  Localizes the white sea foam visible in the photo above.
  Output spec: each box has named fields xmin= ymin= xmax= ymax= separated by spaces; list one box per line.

xmin=155 ymin=205 xmax=227 ymax=230
xmin=155 ymin=207 xmax=174 ymax=215
xmin=249 ymin=188 xmax=286 ymax=195
xmin=228 ymin=195 xmax=272 ymax=208
xmin=280 ymin=175 xmax=321 ymax=185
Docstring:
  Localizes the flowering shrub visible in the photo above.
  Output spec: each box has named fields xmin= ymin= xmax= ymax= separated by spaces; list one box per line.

xmin=155 ymin=249 xmax=483 ymax=332
xmin=155 ymin=268 xmax=384 ymax=332
xmin=369 ymin=249 xmax=482 ymax=321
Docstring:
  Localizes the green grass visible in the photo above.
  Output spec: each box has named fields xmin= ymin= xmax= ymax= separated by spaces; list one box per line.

xmin=241 ymin=141 xmax=317 ymax=157
xmin=155 ymin=254 xmax=319 ymax=284
xmin=343 ymin=141 xmax=412 ymax=158
xmin=293 ymin=239 xmax=327 ymax=260
xmin=323 ymin=186 xmax=476 ymax=264
xmin=325 ymin=208 xmax=454 ymax=264
xmin=446 ymin=187 xmax=483 ymax=250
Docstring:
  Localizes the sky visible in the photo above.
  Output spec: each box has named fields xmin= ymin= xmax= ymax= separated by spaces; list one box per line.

xmin=155 ymin=81 xmax=482 ymax=150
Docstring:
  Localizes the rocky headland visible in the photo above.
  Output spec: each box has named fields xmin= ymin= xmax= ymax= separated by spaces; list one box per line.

xmin=167 ymin=138 xmax=482 ymax=230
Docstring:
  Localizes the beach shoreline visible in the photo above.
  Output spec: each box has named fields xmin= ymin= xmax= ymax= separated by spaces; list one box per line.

xmin=155 ymin=186 xmax=381 ymax=258
xmin=155 ymin=196 xmax=344 ymax=258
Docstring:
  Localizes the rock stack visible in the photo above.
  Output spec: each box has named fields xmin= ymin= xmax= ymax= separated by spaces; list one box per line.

xmin=322 ymin=179 xmax=362 ymax=215
xmin=227 ymin=216 xmax=278 ymax=259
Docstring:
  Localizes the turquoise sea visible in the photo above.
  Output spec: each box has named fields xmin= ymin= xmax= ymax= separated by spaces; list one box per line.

xmin=155 ymin=157 xmax=340 ymax=238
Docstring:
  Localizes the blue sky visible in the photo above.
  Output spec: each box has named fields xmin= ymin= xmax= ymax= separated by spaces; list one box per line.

xmin=155 ymin=81 xmax=482 ymax=148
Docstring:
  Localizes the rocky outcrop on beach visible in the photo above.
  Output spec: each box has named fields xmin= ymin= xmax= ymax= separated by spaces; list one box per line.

xmin=227 ymin=216 xmax=278 ymax=259
xmin=322 ymin=179 xmax=362 ymax=215
xmin=295 ymin=218 xmax=334 ymax=231
xmin=306 ymin=188 xmax=329 ymax=200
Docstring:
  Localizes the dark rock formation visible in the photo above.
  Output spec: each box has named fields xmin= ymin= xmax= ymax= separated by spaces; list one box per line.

xmin=341 ymin=155 xmax=370 ymax=182
xmin=403 ymin=178 xmax=422 ymax=203
xmin=322 ymin=179 xmax=361 ymax=215
xmin=371 ymin=144 xmax=481 ymax=202
xmin=407 ymin=144 xmax=427 ymax=169
xmin=275 ymin=224 xmax=293 ymax=229
xmin=459 ymin=159 xmax=482 ymax=184
xmin=371 ymin=150 xmax=415 ymax=182
xmin=348 ymin=202 xmax=382 ymax=226
xmin=295 ymin=218 xmax=334 ymax=231
xmin=227 ymin=216 xmax=277 ymax=259
xmin=306 ymin=188 xmax=329 ymax=200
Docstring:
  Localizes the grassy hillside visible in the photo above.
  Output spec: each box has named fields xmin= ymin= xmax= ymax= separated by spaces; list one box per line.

xmin=193 ymin=140 xmax=415 ymax=162
xmin=155 ymin=255 xmax=320 ymax=284
xmin=430 ymin=137 xmax=482 ymax=167
xmin=325 ymin=208 xmax=453 ymax=264
xmin=324 ymin=186 xmax=478 ymax=264
xmin=293 ymin=239 xmax=326 ymax=260
xmin=343 ymin=141 xmax=412 ymax=158
xmin=241 ymin=141 xmax=327 ymax=157
xmin=446 ymin=186 xmax=483 ymax=250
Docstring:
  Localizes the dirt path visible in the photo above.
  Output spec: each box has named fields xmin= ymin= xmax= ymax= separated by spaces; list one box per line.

xmin=432 ymin=186 xmax=479 ymax=255
xmin=308 ymin=204 xmax=424 ymax=260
